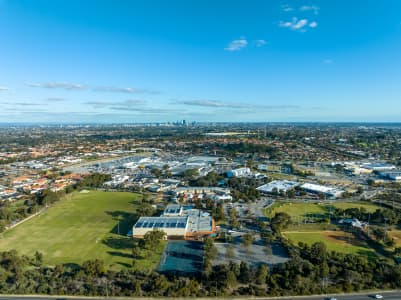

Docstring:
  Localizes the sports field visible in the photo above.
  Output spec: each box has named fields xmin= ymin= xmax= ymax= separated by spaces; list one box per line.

xmin=266 ymin=201 xmax=380 ymax=222
xmin=283 ymin=230 xmax=377 ymax=257
xmin=0 ymin=190 xmax=162 ymax=270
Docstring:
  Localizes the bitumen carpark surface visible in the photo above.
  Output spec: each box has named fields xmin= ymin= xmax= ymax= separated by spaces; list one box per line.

xmin=214 ymin=235 xmax=289 ymax=267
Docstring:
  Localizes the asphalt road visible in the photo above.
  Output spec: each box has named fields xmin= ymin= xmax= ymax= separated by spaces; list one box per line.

xmin=276 ymin=291 xmax=401 ymax=300
xmin=2 ymin=291 xmax=401 ymax=300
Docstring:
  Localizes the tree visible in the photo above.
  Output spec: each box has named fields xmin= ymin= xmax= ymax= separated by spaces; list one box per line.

xmin=239 ymin=261 xmax=251 ymax=283
xmin=227 ymin=270 xmax=237 ymax=288
xmin=136 ymin=203 xmax=155 ymax=217
xmin=132 ymin=246 xmax=141 ymax=259
xmin=373 ymin=227 xmax=386 ymax=241
xmin=204 ymin=237 xmax=217 ymax=261
xmin=309 ymin=242 xmax=327 ymax=265
xmin=142 ymin=230 xmax=166 ymax=249
xmin=81 ymin=259 xmax=105 ymax=276
xmin=182 ymin=168 xmax=199 ymax=180
xmin=243 ymin=232 xmax=254 ymax=248
xmin=286 ymin=189 xmax=295 ymax=198
xmin=256 ymin=264 xmax=269 ymax=285
xmin=394 ymin=247 xmax=401 ymax=256
xmin=230 ymin=208 xmax=240 ymax=229
xmin=226 ymin=244 xmax=235 ymax=258
xmin=34 ymin=251 xmax=43 ymax=267
xmin=214 ymin=203 xmax=226 ymax=222
xmin=150 ymin=168 xmax=162 ymax=177
xmin=229 ymin=261 xmax=240 ymax=277
xmin=271 ymin=212 xmax=291 ymax=232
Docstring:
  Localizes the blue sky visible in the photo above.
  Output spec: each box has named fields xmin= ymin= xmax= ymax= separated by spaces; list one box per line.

xmin=0 ymin=0 xmax=401 ymax=123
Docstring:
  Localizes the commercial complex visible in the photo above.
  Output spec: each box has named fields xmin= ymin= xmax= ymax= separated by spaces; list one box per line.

xmin=132 ymin=204 xmax=217 ymax=240
xmin=227 ymin=167 xmax=252 ymax=178
xmin=379 ymin=171 xmax=401 ymax=181
xmin=257 ymin=180 xmax=299 ymax=193
xmin=257 ymin=180 xmax=344 ymax=199
xmin=300 ymin=183 xmax=344 ymax=199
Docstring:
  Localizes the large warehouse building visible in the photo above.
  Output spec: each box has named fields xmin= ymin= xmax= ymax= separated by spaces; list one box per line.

xmin=300 ymin=183 xmax=344 ymax=199
xmin=257 ymin=180 xmax=299 ymax=194
xmin=132 ymin=204 xmax=216 ymax=240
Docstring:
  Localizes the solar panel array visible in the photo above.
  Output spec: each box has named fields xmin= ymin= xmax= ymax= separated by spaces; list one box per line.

xmin=164 ymin=205 xmax=182 ymax=215
xmin=135 ymin=217 xmax=188 ymax=229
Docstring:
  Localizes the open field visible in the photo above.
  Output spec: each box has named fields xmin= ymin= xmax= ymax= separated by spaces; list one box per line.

xmin=0 ymin=190 xmax=162 ymax=270
xmin=283 ymin=230 xmax=377 ymax=257
xmin=266 ymin=201 xmax=380 ymax=222
xmin=266 ymin=173 xmax=296 ymax=180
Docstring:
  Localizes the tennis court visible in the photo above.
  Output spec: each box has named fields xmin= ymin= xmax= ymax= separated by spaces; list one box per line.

xmin=158 ymin=240 xmax=204 ymax=274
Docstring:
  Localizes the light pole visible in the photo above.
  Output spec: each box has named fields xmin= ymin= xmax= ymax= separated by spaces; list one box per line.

xmin=104 ymin=278 xmax=109 ymax=298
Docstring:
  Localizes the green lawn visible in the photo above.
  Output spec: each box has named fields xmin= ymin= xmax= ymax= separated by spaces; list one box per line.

xmin=266 ymin=201 xmax=380 ymax=223
xmin=0 ymin=190 xmax=163 ymax=271
xmin=329 ymin=202 xmax=380 ymax=212
xmin=283 ymin=230 xmax=377 ymax=257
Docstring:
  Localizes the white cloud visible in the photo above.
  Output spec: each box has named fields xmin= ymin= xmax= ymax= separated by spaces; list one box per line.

xmin=279 ymin=21 xmax=293 ymax=28
xmin=27 ymin=82 xmax=159 ymax=94
xmin=254 ymin=39 xmax=267 ymax=47
xmin=178 ymin=100 xmax=232 ymax=107
xmin=46 ymin=97 xmax=67 ymax=102
xmin=309 ymin=21 xmax=318 ymax=28
xmin=293 ymin=19 xmax=308 ymax=30
xmin=279 ymin=18 xmax=309 ymax=31
xmin=28 ymin=82 xmax=87 ymax=90
xmin=177 ymin=99 xmax=300 ymax=112
xmin=225 ymin=38 xmax=248 ymax=51
xmin=300 ymin=5 xmax=320 ymax=15
xmin=85 ymin=99 xmax=146 ymax=108
xmin=0 ymin=86 xmax=9 ymax=91
xmin=281 ymin=4 xmax=294 ymax=12
xmin=94 ymin=86 xmax=139 ymax=93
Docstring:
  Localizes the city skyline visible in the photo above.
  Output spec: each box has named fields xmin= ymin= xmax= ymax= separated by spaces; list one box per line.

xmin=1 ymin=0 xmax=401 ymax=123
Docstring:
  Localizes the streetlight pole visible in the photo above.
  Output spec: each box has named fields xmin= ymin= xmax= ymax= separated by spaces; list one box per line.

xmin=104 ymin=278 xmax=109 ymax=298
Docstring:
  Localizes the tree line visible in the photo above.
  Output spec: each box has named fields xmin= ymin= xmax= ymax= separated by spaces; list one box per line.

xmin=2 ymin=238 xmax=401 ymax=297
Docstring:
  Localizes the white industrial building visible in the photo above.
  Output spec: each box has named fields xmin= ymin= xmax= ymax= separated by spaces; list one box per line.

xmin=360 ymin=162 xmax=396 ymax=172
xmin=227 ymin=167 xmax=251 ymax=178
xmin=104 ymin=175 xmax=129 ymax=187
xmin=257 ymin=180 xmax=299 ymax=194
xmin=162 ymin=204 xmax=184 ymax=216
xmin=258 ymin=164 xmax=268 ymax=171
xmin=300 ymin=183 xmax=344 ymax=199
xmin=379 ymin=171 xmax=401 ymax=181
